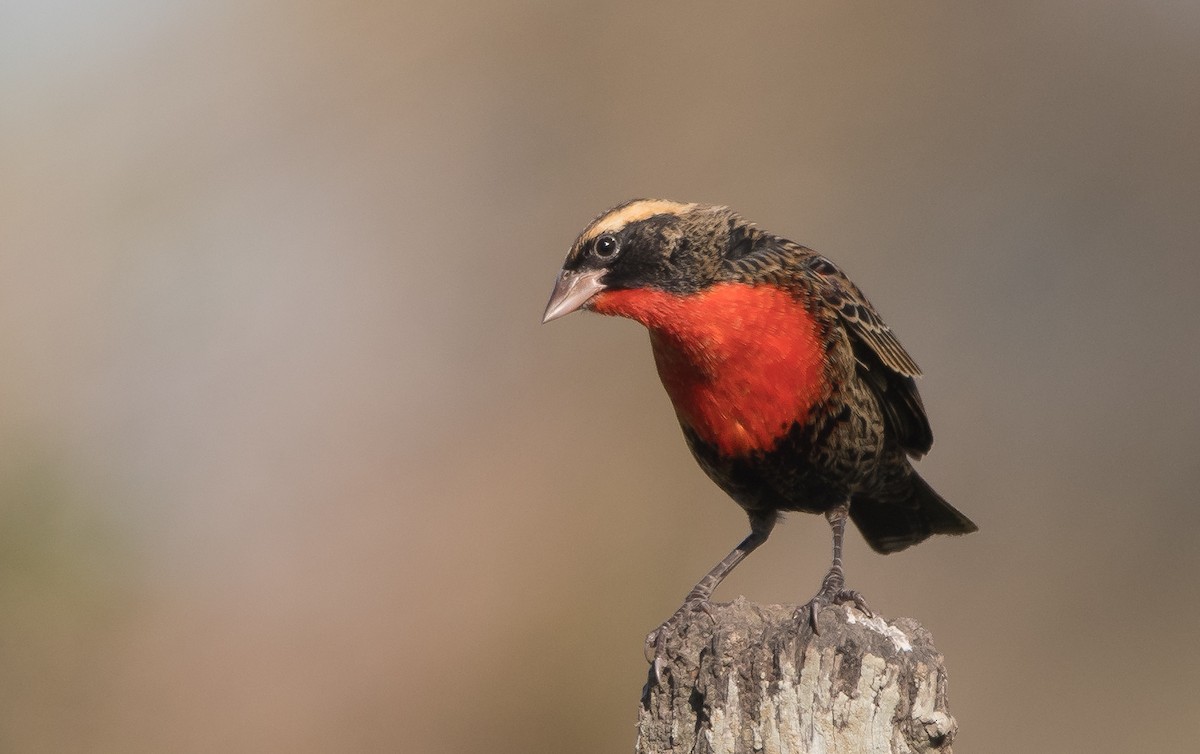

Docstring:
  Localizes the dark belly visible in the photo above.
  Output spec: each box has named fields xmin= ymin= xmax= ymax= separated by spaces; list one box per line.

xmin=681 ymin=393 xmax=907 ymax=515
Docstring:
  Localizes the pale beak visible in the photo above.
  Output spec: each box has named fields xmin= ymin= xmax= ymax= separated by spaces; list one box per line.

xmin=542 ymin=268 xmax=608 ymax=323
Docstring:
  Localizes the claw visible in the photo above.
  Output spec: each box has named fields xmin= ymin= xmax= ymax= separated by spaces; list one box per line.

xmin=644 ymin=598 xmax=710 ymax=686
xmin=796 ymin=562 xmax=873 ymax=635
xmin=643 ymin=519 xmax=777 ymax=686
xmin=844 ymin=589 xmax=873 ymax=618
xmin=643 ymin=628 xmax=662 ymax=665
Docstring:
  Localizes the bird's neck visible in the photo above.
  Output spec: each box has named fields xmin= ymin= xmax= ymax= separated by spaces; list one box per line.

xmin=590 ymin=283 xmax=828 ymax=456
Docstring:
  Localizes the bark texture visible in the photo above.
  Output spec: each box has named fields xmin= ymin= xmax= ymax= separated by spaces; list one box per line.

xmin=636 ymin=599 xmax=957 ymax=754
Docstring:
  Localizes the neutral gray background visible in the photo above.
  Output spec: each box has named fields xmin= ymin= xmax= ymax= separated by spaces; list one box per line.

xmin=3 ymin=2 xmax=1198 ymax=751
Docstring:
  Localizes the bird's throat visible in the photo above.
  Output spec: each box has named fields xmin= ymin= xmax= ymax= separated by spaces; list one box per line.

xmin=590 ymin=283 xmax=828 ymax=457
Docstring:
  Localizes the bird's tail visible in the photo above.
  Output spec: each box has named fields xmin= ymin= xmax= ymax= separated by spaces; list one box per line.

xmin=849 ymin=474 xmax=978 ymax=554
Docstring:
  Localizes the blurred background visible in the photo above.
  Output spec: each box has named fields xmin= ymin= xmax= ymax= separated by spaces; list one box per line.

xmin=2 ymin=1 xmax=1198 ymax=751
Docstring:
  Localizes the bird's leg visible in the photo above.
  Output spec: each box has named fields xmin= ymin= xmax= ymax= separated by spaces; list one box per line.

xmin=645 ymin=511 xmax=776 ymax=683
xmin=798 ymin=502 xmax=873 ymax=634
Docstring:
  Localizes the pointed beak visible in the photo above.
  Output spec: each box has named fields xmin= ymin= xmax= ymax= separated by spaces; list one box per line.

xmin=542 ymin=268 xmax=608 ymax=324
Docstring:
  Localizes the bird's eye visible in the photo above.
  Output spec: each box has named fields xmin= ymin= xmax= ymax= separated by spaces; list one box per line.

xmin=594 ymin=234 xmax=620 ymax=260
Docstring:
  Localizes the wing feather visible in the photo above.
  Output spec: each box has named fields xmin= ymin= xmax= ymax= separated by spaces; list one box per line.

xmin=799 ymin=251 xmax=934 ymax=456
xmin=724 ymin=236 xmax=936 ymax=455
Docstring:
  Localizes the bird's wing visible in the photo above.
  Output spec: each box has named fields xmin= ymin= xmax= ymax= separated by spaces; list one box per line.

xmin=726 ymin=239 xmax=922 ymax=378
xmin=799 ymin=253 xmax=922 ymax=378
xmin=799 ymin=252 xmax=934 ymax=456
xmin=725 ymin=237 xmax=935 ymax=455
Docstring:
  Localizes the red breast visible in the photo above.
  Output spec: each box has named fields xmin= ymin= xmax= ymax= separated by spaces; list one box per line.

xmin=590 ymin=282 xmax=828 ymax=457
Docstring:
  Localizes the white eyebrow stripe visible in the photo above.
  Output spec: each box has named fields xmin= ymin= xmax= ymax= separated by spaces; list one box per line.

xmin=581 ymin=200 xmax=698 ymax=242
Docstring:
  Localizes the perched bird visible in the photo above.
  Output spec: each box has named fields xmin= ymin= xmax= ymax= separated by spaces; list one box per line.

xmin=543 ymin=199 xmax=976 ymax=673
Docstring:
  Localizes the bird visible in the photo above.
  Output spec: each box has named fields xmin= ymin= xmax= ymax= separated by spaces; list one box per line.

xmin=542 ymin=199 xmax=977 ymax=675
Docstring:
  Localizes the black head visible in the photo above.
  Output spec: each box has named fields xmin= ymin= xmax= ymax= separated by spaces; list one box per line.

xmin=543 ymin=199 xmax=757 ymax=322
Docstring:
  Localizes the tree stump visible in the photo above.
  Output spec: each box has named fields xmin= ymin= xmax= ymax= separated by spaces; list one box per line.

xmin=636 ymin=598 xmax=958 ymax=754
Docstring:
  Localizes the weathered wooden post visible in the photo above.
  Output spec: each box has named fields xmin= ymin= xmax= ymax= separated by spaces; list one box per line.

xmin=637 ymin=599 xmax=958 ymax=754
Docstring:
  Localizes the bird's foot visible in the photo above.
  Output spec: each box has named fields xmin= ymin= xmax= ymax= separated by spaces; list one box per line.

xmin=644 ymin=595 xmax=714 ymax=685
xmin=794 ymin=566 xmax=872 ymax=635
